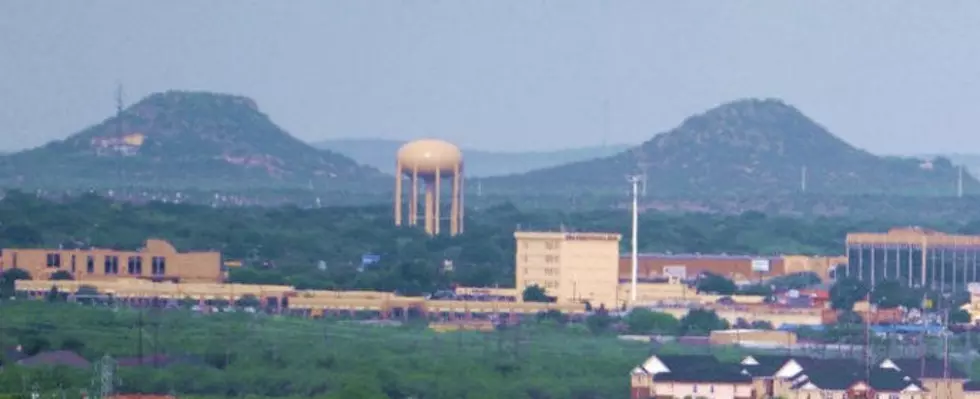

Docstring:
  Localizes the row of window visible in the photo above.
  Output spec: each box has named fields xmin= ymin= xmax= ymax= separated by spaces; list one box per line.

xmin=845 ymin=245 xmax=980 ymax=290
xmin=44 ymin=253 xmax=167 ymax=276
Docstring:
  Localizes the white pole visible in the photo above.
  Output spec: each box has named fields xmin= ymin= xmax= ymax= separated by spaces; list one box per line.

xmin=630 ymin=176 xmax=640 ymax=304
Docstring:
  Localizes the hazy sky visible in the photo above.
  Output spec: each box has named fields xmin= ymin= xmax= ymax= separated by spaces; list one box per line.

xmin=2 ymin=1 xmax=979 ymax=153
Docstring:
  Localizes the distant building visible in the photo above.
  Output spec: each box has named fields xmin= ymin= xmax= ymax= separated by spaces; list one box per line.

xmin=621 ymin=253 xmax=847 ymax=283
xmin=514 ymin=231 xmax=621 ymax=309
xmin=1 ymin=239 xmax=223 ymax=283
xmin=846 ymin=227 xmax=980 ymax=290
xmin=620 ymin=253 xmax=785 ymax=283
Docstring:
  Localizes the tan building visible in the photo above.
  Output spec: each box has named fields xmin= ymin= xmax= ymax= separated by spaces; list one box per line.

xmin=514 ymin=231 xmax=621 ymax=309
xmin=1 ymin=239 xmax=223 ymax=283
xmin=782 ymin=255 xmax=847 ymax=281
xmin=847 ymin=227 xmax=980 ymax=290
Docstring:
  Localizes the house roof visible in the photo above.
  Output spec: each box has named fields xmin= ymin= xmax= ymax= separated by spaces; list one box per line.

xmin=881 ymin=357 xmax=968 ymax=380
xmin=792 ymin=364 xmax=923 ymax=392
xmin=741 ymin=355 xmax=798 ymax=376
xmin=964 ymin=380 xmax=980 ymax=392
xmin=17 ymin=350 xmax=90 ymax=368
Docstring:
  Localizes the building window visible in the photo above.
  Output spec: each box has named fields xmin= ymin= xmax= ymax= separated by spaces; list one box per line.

xmin=71 ymin=255 xmax=76 ymax=273
xmin=86 ymin=256 xmax=95 ymax=273
xmin=151 ymin=256 xmax=166 ymax=275
xmin=104 ymin=256 xmax=119 ymax=275
xmin=692 ymin=385 xmax=698 ymax=393
xmin=46 ymin=253 xmax=61 ymax=268
xmin=12 ymin=252 xmax=17 ymax=268
xmin=544 ymin=240 xmax=559 ymax=250
xmin=127 ymin=256 xmax=143 ymax=275
xmin=545 ymin=255 xmax=560 ymax=263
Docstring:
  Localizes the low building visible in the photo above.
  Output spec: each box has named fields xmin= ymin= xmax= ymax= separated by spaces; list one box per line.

xmin=1 ymin=239 xmax=223 ymax=283
xmin=620 ymin=253 xmax=785 ymax=283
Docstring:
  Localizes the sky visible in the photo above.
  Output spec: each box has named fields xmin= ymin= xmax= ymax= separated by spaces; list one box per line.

xmin=1 ymin=1 xmax=979 ymax=154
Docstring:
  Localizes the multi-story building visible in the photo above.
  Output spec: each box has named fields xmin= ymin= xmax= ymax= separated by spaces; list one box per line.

xmin=0 ymin=239 xmax=223 ymax=283
xmin=846 ymin=227 xmax=980 ymax=290
xmin=514 ymin=231 xmax=621 ymax=309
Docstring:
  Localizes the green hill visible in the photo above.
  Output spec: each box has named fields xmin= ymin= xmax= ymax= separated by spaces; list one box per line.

xmin=0 ymin=91 xmax=382 ymax=191
xmin=313 ymin=138 xmax=630 ymax=177
xmin=484 ymin=98 xmax=976 ymax=197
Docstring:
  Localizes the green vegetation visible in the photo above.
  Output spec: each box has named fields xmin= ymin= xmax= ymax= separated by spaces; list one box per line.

xmin=3 ymin=191 xmax=980 ymax=293
xmin=0 ymin=91 xmax=382 ymax=192
xmin=484 ymin=98 xmax=976 ymax=197
xmin=0 ymin=301 xmax=647 ymax=398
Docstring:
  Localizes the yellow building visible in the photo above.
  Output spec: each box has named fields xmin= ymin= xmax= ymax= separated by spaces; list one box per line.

xmin=514 ymin=231 xmax=621 ymax=309
xmin=1 ymin=239 xmax=223 ymax=283
xmin=846 ymin=227 xmax=980 ymax=290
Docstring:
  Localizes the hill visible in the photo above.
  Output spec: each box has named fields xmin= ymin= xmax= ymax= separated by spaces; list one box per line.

xmin=484 ymin=98 xmax=977 ymax=197
xmin=0 ymin=91 xmax=382 ymax=191
xmin=313 ymin=138 xmax=630 ymax=177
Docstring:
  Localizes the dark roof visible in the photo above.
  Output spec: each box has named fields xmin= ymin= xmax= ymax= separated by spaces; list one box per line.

xmin=655 ymin=354 xmax=717 ymax=371
xmin=654 ymin=368 xmax=752 ymax=383
xmin=741 ymin=355 xmax=798 ymax=376
xmin=884 ymin=357 xmax=968 ymax=379
xmin=965 ymin=380 xmax=980 ymax=391
xmin=792 ymin=364 xmax=923 ymax=392
xmin=654 ymin=355 xmax=752 ymax=383
xmin=17 ymin=350 xmax=90 ymax=368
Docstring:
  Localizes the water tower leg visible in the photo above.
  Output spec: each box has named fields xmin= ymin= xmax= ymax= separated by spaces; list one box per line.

xmin=451 ymin=165 xmax=460 ymax=235
xmin=410 ymin=168 xmax=419 ymax=226
xmin=434 ymin=169 xmax=441 ymax=235
xmin=394 ymin=162 xmax=402 ymax=226
xmin=459 ymin=172 xmax=465 ymax=234
xmin=424 ymin=182 xmax=434 ymax=235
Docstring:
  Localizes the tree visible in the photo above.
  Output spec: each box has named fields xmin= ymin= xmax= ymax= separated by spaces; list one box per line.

xmin=625 ymin=308 xmax=679 ymax=334
xmin=678 ymin=309 xmax=728 ymax=335
xmin=950 ymin=309 xmax=972 ymax=324
xmin=522 ymin=285 xmax=553 ymax=303
xmin=696 ymin=273 xmax=736 ymax=295
xmin=829 ymin=277 xmax=869 ymax=311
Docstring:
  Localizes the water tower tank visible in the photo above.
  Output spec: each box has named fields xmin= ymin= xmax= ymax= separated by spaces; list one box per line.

xmin=396 ymin=139 xmax=463 ymax=175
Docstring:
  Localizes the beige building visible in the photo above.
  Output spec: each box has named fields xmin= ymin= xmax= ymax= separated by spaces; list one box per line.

xmin=514 ymin=231 xmax=621 ymax=309
xmin=1 ymin=239 xmax=223 ymax=283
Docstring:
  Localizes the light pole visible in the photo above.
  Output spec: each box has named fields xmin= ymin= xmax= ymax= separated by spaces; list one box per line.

xmin=629 ymin=175 xmax=641 ymax=304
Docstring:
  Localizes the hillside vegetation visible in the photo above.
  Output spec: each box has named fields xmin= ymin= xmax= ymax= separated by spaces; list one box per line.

xmin=485 ymin=98 xmax=976 ymax=197
xmin=0 ymin=91 xmax=382 ymax=191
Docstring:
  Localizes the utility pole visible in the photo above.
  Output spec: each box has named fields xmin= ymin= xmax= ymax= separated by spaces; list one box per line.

xmin=93 ymin=354 xmax=118 ymax=399
xmin=628 ymin=175 xmax=640 ymax=304
xmin=137 ymin=308 xmax=144 ymax=366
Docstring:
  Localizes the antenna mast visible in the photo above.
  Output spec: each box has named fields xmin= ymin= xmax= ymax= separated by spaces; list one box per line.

xmin=958 ymin=166 xmax=964 ymax=198
xmin=628 ymin=175 xmax=640 ymax=304
xmin=115 ymin=83 xmax=124 ymax=135
xmin=801 ymin=166 xmax=807 ymax=193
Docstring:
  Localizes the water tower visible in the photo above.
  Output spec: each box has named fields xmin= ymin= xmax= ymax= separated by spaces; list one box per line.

xmin=394 ymin=139 xmax=464 ymax=236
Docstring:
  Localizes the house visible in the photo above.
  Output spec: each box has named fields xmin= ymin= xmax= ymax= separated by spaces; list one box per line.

xmin=879 ymin=357 xmax=969 ymax=399
xmin=630 ymin=354 xmax=753 ymax=399
xmin=789 ymin=366 xmax=926 ymax=399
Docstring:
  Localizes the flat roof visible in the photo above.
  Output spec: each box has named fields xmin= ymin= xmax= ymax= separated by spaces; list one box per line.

xmin=625 ymin=253 xmax=781 ymax=261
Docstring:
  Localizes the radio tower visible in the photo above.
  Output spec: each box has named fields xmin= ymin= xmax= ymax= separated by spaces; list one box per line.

xmin=92 ymin=354 xmax=118 ymax=399
xmin=115 ymin=83 xmax=124 ymax=135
